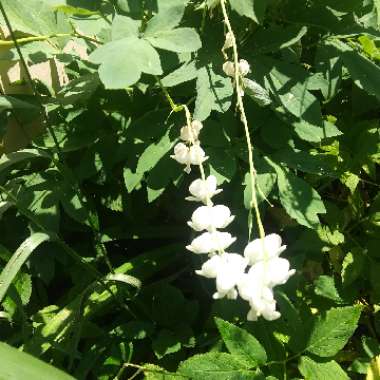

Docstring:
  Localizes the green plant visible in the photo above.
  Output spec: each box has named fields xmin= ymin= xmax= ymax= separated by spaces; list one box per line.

xmin=0 ymin=0 xmax=379 ymax=379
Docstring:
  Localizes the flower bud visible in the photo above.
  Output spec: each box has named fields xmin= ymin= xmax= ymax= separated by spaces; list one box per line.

xmin=223 ymin=61 xmax=235 ymax=77
xmin=223 ymin=31 xmax=234 ymax=50
xmin=239 ymin=59 xmax=250 ymax=76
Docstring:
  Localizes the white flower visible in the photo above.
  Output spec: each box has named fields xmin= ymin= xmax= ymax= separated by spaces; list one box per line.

xmin=248 ymin=257 xmax=295 ymax=288
xmin=171 ymin=142 xmax=208 ymax=173
xmin=171 ymin=142 xmax=189 ymax=165
xmin=223 ymin=31 xmax=234 ymax=50
xmin=223 ymin=59 xmax=251 ymax=78
xmin=223 ymin=61 xmax=235 ymax=77
xmin=238 ymin=273 xmax=281 ymax=321
xmin=189 ymin=144 xmax=208 ymax=165
xmin=196 ymin=253 xmax=248 ymax=300
xmin=186 ymin=231 xmax=236 ymax=254
xmin=247 ymin=301 xmax=281 ymax=321
xmin=244 ymin=233 xmax=286 ymax=265
xmin=188 ymin=205 xmax=234 ymax=232
xmin=213 ymin=253 xmax=248 ymax=299
xmin=186 ymin=175 xmax=222 ymax=204
xmin=239 ymin=59 xmax=250 ymax=76
xmin=195 ymin=254 xmax=223 ymax=278
xmin=180 ymin=120 xmax=203 ymax=142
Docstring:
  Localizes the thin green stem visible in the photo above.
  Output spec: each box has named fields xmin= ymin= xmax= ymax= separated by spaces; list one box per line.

xmin=0 ymin=33 xmax=71 ymax=46
xmin=155 ymin=76 xmax=183 ymax=112
xmin=220 ymin=0 xmax=265 ymax=240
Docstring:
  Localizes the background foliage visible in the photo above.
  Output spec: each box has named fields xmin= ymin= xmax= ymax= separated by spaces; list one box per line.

xmin=0 ymin=0 xmax=380 ymax=379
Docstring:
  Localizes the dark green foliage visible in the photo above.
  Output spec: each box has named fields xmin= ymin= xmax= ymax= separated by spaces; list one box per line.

xmin=0 ymin=0 xmax=379 ymax=379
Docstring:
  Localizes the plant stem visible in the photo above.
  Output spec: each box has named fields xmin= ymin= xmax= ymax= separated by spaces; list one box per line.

xmin=219 ymin=0 xmax=265 ymax=240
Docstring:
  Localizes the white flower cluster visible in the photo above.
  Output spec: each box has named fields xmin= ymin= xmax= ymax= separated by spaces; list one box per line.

xmin=171 ymin=120 xmax=295 ymax=321
xmin=171 ymin=120 xmax=208 ymax=173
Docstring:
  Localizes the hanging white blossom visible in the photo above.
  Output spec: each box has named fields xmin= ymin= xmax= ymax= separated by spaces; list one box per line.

xmin=186 ymin=175 xmax=222 ymax=204
xmin=213 ymin=253 xmax=248 ymax=300
xmin=180 ymin=120 xmax=203 ymax=142
xmin=171 ymin=142 xmax=208 ymax=173
xmin=188 ymin=205 xmax=234 ymax=232
xmin=186 ymin=231 xmax=236 ymax=254
xmin=196 ymin=253 xmax=248 ymax=300
xmin=222 ymin=59 xmax=251 ymax=78
xmin=248 ymin=257 xmax=296 ymax=288
xmin=238 ymin=272 xmax=280 ymax=321
xmin=244 ymin=233 xmax=287 ymax=265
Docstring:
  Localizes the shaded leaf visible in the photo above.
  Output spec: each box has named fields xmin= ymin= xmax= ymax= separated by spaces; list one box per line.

xmin=276 ymin=167 xmax=326 ymax=229
xmin=0 ymin=233 xmax=50 ymax=303
xmin=215 ymin=318 xmax=267 ymax=366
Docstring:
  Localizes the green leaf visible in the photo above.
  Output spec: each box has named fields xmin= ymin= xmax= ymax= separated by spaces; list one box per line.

xmin=253 ymin=25 xmax=307 ymax=54
xmin=244 ymin=172 xmax=276 ymax=209
xmin=147 ymin=155 xmax=182 ymax=202
xmin=146 ymin=27 xmax=202 ymax=53
xmin=1 ymin=0 xmax=69 ymax=36
xmin=152 ymin=329 xmax=181 ymax=359
xmin=123 ymin=168 xmax=144 ymax=193
xmin=89 ymin=37 xmax=162 ymax=89
xmin=229 ymin=0 xmax=268 ymax=24
xmin=177 ymin=352 xmax=254 ymax=380
xmin=331 ymin=40 xmax=380 ymax=100
xmin=136 ymin=131 xmax=175 ymax=174
xmin=208 ymin=147 xmax=237 ymax=184
xmin=255 ymin=57 xmax=325 ymax=142
xmin=315 ymin=42 xmax=343 ymax=100
xmin=0 ymin=149 xmax=50 ymax=173
xmin=143 ymin=364 xmax=177 ymax=380
xmin=24 ymin=244 xmax=182 ymax=357
xmin=243 ymin=79 xmax=272 ymax=107
xmin=17 ymin=173 xmax=60 ymax=232
xmin=272 ymin=148 xmax=337 ymax=176
xmin=13 ymin=272 xmax=32 ymax=306
xmin=111 ymin=15 xmax=140 ymax=40
xmin=275 ymin=167 xmax=326 ymax=229
xmin=0 ymin=233 xmax=50 ymax=303
xmin=215 ymin=318 xmax=267 ymax=366
xmin=194 ymin=64 xmax=233 ymax=121
xmin=105 ymin=273 xmax=141 ymax=289
xmin=144 ymin=0 xmax=188 ymax=35
xmin=306 ymin=306 xmax=361 ymax=357
xmin=341 ymin=250 xmax=365 ymax=286
xmin=0 ymin=342 xmax=75 ymax=380
xmin=0 ymin=96 xmax=38 ymax=112
xmin=299 ymin=356 xmax=349 ymax=380
xmin=314 ymin=275 xmax=344 ymax=303
xmin=161 ymin=60 xmax=198 ymax=87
